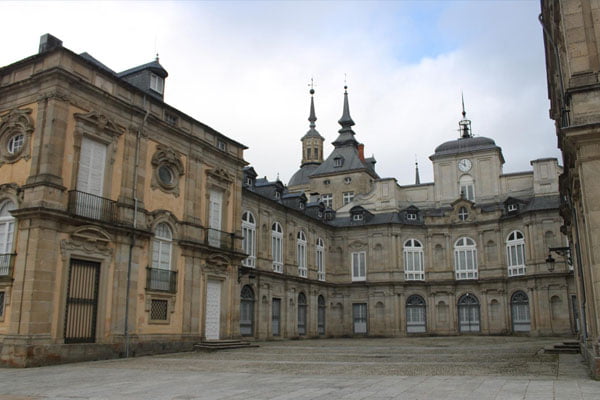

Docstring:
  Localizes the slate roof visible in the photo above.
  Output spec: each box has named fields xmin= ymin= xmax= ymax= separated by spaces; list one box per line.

xmin=288 ymin=163 xmax=320 ymax=186
xmin=118 ymin=60 xmax=168 ymax=78
xmin=431 ymin=136 xmax=504 ymax=162
xmin=310 ymin=145 xmax=379 ymax=178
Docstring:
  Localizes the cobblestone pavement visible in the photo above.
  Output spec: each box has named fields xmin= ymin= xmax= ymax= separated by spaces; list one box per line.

xmin=0 ymin=337 xmax=598 ymax=400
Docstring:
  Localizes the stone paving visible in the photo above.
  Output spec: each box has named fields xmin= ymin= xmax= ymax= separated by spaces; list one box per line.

xmin=0 ymin=337 xmax=598 ymax=399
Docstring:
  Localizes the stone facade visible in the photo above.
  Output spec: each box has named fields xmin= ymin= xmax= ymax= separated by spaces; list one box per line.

xmin=541 ymin=0 xmax=600 ymax=378
xmin=0 ymin=33 xmax=577 ymax=367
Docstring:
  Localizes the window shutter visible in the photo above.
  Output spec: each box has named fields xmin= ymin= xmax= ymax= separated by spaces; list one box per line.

xmin=78 ymin=137 xmax=106 ymax=196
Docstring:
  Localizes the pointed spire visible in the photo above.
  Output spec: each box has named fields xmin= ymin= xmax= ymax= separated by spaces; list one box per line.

xmin=415 ymin=157 xmax=421 ymax=185
xmin=308 ymin=85 xmax=316 ymax=129
xmin=458 ymin=92 xmax=472 ymax=138
xmin=338 ymin=85 xmax=355 ymax=132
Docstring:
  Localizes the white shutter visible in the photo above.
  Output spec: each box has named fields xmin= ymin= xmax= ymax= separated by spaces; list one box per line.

xmin=208 ymin=190 xmax=223 ymax=247
xmin=77 ymin=137 xmax=106 ymax=196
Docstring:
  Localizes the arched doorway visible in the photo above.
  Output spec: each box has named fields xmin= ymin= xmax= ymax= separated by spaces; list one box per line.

xmin=406 ymin=295 xmax=426 ymax=333
xmin=298 ymin=293 xmax=307 ymax=336
xmin=458 ymin=293 xmax=480 ymax=332
xmin=511 ymin=291 xmax=531 ymax=332
xmin=317 ymin=295 xmax=326 ymax=335
xmin=240 ymin=285 xmax=255 ymax=336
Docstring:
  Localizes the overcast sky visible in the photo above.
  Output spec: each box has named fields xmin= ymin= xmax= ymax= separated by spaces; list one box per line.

xmin=2 ymin=1 xmax=559 ymax=186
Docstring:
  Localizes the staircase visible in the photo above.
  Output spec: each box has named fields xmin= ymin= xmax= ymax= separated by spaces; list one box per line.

xmin=194 ymin=339 xmax=259 ymax=352
xmin=544 ymin=340 xmax=580 ymax=354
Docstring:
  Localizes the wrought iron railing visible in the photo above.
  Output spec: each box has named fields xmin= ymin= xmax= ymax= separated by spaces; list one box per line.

xmin=146 ymin=267 xmax=178 ymax=293
xmin=68 ymin=190 xmax=118 ymax=224
xmin=205 ymin=228 xmax=235 ymax=251
xmin=0 ymin=253 xmax=15 ymax=276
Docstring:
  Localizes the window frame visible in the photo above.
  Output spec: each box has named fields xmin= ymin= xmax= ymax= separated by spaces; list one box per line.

xmin=404 ymin=239 xmax=425 ymax=281
xmin=459 ymin=175 xmax=475 ymax=201
xmin=241 ymin=211 xmax=256 ymax=268
xmin=150 ymin=73 xmax=164 ymax=94
xmin=342 ymin=191 xmax=354 ymax=205
xmin=506 ymin=230 xmax=526 ymax=277
xmin=271 ymin=222 xmax=283 ymax=273
xmin=321 ymin=194 xmax=333 ymax=208
xmin=152 ymin=222 xmax=173 ymax=270
xmin=297 ymin=230 xmax=307 ymax=278
xmin=454 ymin=237 xmax=478 ymax=280
xmin=351 ymin=251 xmax=366 ymax=281
xmin=316 ymin=238 xmax=325 ymax=281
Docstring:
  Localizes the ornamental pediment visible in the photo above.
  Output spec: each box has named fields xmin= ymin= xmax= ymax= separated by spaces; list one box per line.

xmin=74 ymin=111 xmax=123 ymax=137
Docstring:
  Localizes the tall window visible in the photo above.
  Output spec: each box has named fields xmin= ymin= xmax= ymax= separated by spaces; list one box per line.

xmin=271 ymin=222 xmax=283 ymax=273
xmin=77 ymin=137 xmax=107 ymax=196
xmin=458 ymin=293 xmax=480 ymax=332
xmin=406 ymin=295 xmax=426 ymax=333
xmin=511 ymin=290 xmax=531 ymax=332
xmin=241 ymin=211 xmax=256 ymax=267
xmin=459 ymin=175 xmax=474 ymax=201
xmin=240 ymin=285 xmax=255 ymax=336
xmin=208 ymin=190 xmax=223 ymax=247
xmin=321 ymin=194 xmax=333 ymax=208
xmin=316 ymin=237 xmax=325 ymax=281
xmin=150 ymin=73 xmax=164 ymax=94
xmin=298 ymin=293 xmax=307 ymax=335
xmin=0 ymin=200 xmax=16 ymax=275
xmin=152 ymin=223 xmax=173 ymax=270
xmin=318 ymin=295 xmax=326 ymax=335
xmin=351 ymin=251 xmax=366 ymax=281
xmin=454 ymin=237 xmax=478 ymax=280
xmin=343 ymin=191 xmax=354 ymax=205
xmin=297 ymin=231 xmax=307 ymax=278
xmin=506 ymin=230 xmax=526 ymax=277
xmin=404 ymin=239 xmax=424 ymax=280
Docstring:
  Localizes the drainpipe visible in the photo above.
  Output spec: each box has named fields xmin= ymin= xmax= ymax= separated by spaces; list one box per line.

xmin=124 ymin=97 xmax=149 ymax=357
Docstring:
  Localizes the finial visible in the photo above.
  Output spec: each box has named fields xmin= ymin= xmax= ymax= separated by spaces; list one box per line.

xmin=415 ymin=156 xmax=421 ymax=185
xmin=344 ymin=73 xmax=348 ymax=93
xmin=308 ymin=77 xmax=315 ymax=95
xmin=308 ymin=80 xmax=317 ymax=128
xmin=155 ymin=53 xmax=159 ymax=62
xmin=338 ymin=80 xmax=355 ymax=131
xmin=461 ymin=91 xmax=466 ymax=118
xmin=459 ymin=93 xmax=472 ymax=139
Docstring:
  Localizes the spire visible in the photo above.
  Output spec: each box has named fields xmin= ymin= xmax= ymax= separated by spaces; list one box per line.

xmin=458 ymin=92 xmax=472 ymax=138
xmin=338 ymin=85 xmax=355 ymax=133
xmin=415 ymin=158 xmax=421 ymax=185
xmin=308 ymin=85 xmax=316 ymax=129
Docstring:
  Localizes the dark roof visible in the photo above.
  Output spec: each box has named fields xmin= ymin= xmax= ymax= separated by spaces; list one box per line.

xmin=431 ymin=136 xmax=504 ymax=162
xmin=310 ymin=145 xmax=379 ymax=178
xmin=118 ymin=60 xmax=168 ymax=78
xmin=288 ymin=163 xmax=320 ymax=186
xmin=79 ymin=52 xmax=116 ymax=75
xmin=525 ymin=195 xmax=560 ymax=211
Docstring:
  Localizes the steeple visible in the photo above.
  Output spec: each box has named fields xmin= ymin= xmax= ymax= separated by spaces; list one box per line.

xmin=415 ymin=159 xmax=421 ymax=185
xmin=300 ymin=82 xmax=325 ymax=167
xmin=458 ymin=93 xmax=472 ymax=138
xmin=332 ymin=85 xmax=359 ymax=148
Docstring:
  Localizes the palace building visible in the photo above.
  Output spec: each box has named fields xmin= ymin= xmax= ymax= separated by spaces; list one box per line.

xmin=0 ymin=34 xmax=575 ymax=366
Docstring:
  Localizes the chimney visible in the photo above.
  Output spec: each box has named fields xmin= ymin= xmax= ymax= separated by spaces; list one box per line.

xmin=39 ymin=34 xmax=63 ymax=54
xmin=358 ymin=143 xmax=365 ymax=162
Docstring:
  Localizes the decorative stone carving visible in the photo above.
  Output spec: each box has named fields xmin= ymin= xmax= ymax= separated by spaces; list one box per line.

xmin=74 ymin=111 xmax=123 ymax=138
xmin=0 ymin=108 xmax=34 ymax=166
xmin=151 ymin=145 xmax=184 ymax=197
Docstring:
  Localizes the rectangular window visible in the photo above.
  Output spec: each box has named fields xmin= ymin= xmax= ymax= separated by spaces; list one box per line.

xmin=0 ymin=291 xmax=5 ymax=318
xmin=321 ymin=194 xmax=333 ymax=208
xmin=165 ymin=113 xmax=178 ymax=126
xmin=208 ymin=190 xmax=223 ymax=247
xmin=353 ymin=303 xmax=367 ymax=334
xmin=352 ymin=214 xmax=363 ymax=221
xmin=150 ymin=299 xmax=168 ymax=321
xmin=351 ymin=251 xmax=366 ymax=281
xmin=507 ymin=204 xmax=518 ymax=212
xmin=404 ymin=250 xmax=425 ymax=280
xmin=455 ymin=249 xmax=478 ymax=279
xmin=507 ymin=243 xmax=526 ymax=277
xmin=407 ymin=213 xmax=417 ymax=221
xmin=241 ymin=225 xmax=256 ymax=268
xmin=316 ymin=247 xmax=325 ymax=281
xmin=343 ymin=192 xmax=354 ymax=205
xmin=272 ymin=235 xmax=283 ymax=273
xmin=460 ymin=184 xmax=475 ymax=201
xmin=150 ymin=73 xmax=164 ymax=94
xmin=297 ymin=242 xmax=307 ymax=278
xmin=272 ymin=298 xmax=281 ymax=336
xmin=77 ymin=137 xmax=107 ymax=197
xmin=217 ymin=140 xmax=226 ymax=151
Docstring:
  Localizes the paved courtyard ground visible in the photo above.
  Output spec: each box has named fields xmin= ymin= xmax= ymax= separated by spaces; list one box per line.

xmin=0 ymin=336 xmax=598 ymax=399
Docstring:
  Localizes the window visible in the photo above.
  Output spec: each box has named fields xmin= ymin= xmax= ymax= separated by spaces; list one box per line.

xmin=334 ymin=157 xmax=343 ymax=167
xmin=217 ymin=140 xmax=226 ymax=151
xmin=458 ymin=293 xmax=480 ymax=332
xmin=314 ymin=148 xmax=319 ymax=160
xmin=297 ymin=231 xmax=307 ymax=278
xmin=157 ymin=164 xmax=175 ymax=187
xmin=507 ymin=203 xmax=518 ymax=213
xmin=352 ymin=214 xmax=363 ymax=221
xmin=323 ymin=180 xmax=331 ymax=185
xmin=0 ymin=200 xmax=15 ymax=276
xmin=240 ymin=285 xmax=255 ymax=336
xmin=274 ymin=191 xmax=281 ymax=200
xmin=404 ymin=239 xmax=424 ymax=280
xmin=406 ymin=213 xmax=417 ymax=221
xmin=351 ymin=251 xmax=366 ymax=281
xmin=506 ymin=230 xmax=526 ymax=276
xmin=458 ymin=206 xmax=468 ymax=221
xmin=208 ymin=190 xmax=223 ymax=247
xmin=150 ymin=299 xmax=168 ymax=321
xmin=7 ymin=134 xmax=24 ymax=154
xmin=271 ymin=222 xmax=283 ymax=273
xmin=321 ymin=194 xmax=333 ymax=208
xmin=343 ymin=191 xmax=354 ymax=205
xmin=353 ymin=303 xmax=367 ymax=333
xmin=318 ymin=295 xmax=326 ymax=335
xmin=344 ymin=177 xmax=352 ymax=184
xmin=454 ymin=237 xmax=478 ymax=280
xmin=459 ymin=175 xmax=475 ymax=201
xmin=406 ymin=295 xmax=426 ymax=333
xmin=298 ymin=293 xmax=307 ymax=335
xmin=245 ymin=176 xmax=253 ymax=186
xmin=511 ymin=291 xmax=530 ymax=332
xmin=165 ymin=113 xmax=178 ymax=126
xmin=316 ymin=237 xmax=325 ymax=281
xmin=152 ymin=223 xmax=173 ymax=270
xmin=150 ymin=73 xmax=164 ymax=94
xmin=241 ymin=212 xmax=256 ymax=267
xmin=77 ymin=136 xmax=107 ymax=197
xmin=306 ymin=148 xmax=311 ymax=159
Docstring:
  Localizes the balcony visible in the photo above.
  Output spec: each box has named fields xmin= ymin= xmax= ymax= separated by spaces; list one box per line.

xmin=146 ymin=267 xmax=177 ymax=293
xmin=205 ymin=228 xmax=235 ymax=251
xmin=0 ymin=253 xmax=15 ymax=277
xmin=68 ymin=190 xmax=118 ymax=224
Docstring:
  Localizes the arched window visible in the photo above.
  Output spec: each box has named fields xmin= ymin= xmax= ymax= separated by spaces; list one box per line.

xmin=454 ymin=237 xmax=478 ymax=280
xmin=297 ymin=231 xmax=307 ymax=277
xmin=457 ymin=293 xmax=480 ymax=332
xmin=404 ymin=239 xmax=424 ymax=280
xmin=240 ymin=285 xmax=255 ymax=336
xmin=0 ymin=200 xmax=16 ymax=275
xmin=318 ymin=295 xmax=326 ymax=335
xmin=316 ymin=238 xmax=325 ymax=281
xmin=459 ymin=175 xmax=474 ymax=201
xmin=152 ymin=223 xmax=173 ymax=270
xmin=511 ymin=290 xmax=530 ymax=332
xmin=406 ymin=295 xmax=426 ymax=333
xmin=271 ymin=222 xmax=283 ymax=273
xmin=507 ymin=230 xmax=526 ymax=277
xmin=241 ymin=211 xmax=256 ymax=267
xmin=298 ymin=293 xmax=307 ymax=335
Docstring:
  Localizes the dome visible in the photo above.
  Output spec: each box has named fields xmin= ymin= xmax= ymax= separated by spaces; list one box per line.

xmin=288 ymin=163 xmax=319 ymax=187
xmin=432 ymin=136 xmax=500 ymax=159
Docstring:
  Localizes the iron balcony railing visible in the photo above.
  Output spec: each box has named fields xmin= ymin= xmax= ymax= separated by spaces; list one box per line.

xmin=146 ymin=267 xmax=178 ymax=293
xmin=68 ymin=190 xmax=118 ymax=224
xmin=205 ymin=228 xmax=236 ymax=251
xmin=0 ymin=253 xmax=15 ymax=277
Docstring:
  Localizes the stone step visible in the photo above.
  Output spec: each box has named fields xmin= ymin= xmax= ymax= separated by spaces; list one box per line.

xmin=194 ymin=340 xmax=259 ymax=352
xmin=544 ymin=341 xmax=580 ymax=354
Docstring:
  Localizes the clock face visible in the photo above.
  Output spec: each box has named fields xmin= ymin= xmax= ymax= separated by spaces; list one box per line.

xmin=458 ymin=158 xmax=472 ymax=172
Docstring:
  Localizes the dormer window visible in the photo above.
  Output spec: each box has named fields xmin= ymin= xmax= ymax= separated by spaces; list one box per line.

xmin=344 ymin=177 xmax=352 ymax=184
xmin=299 ymin=202 xmax=305 ymax=210
xmin=150 ymin=73 xmax=164 ymax=94
xmin=507 ymin=203 xmax=518 ymax=213
xmin=165 ymin=113 xmax=178 ymax=126
xmin=324 ymin=179 xmax=331 ymax=185
xmin=274 ymin=191 xmax=281 ymax=200
xmin=334 ymin=157 xmax=344 ymax=168
xmin=352 ymin=214 xmax=363 ymax=221
xmin=217 ymin=140 xmax=226 ymax=151
xmin=407 ymin=213 xmax=417 ymax=221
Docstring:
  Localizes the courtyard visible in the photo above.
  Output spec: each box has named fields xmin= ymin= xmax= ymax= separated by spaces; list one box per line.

xmin=0 ymin=336 xmax=598 ymax=399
